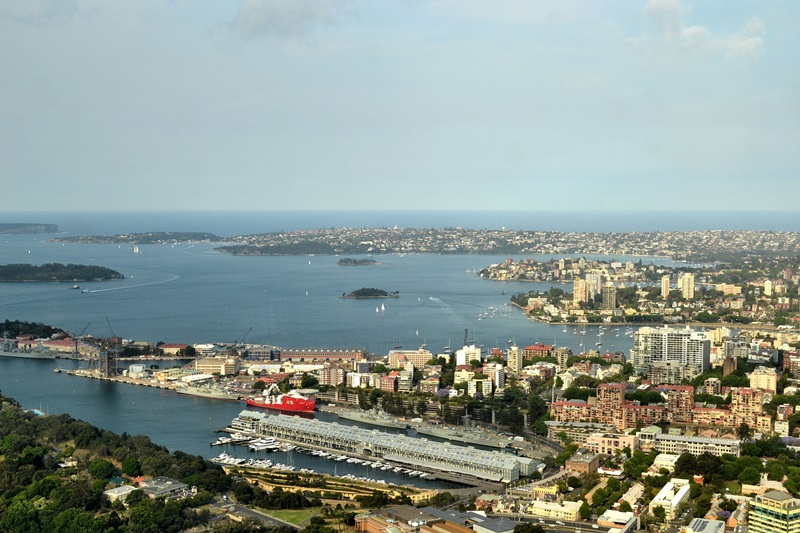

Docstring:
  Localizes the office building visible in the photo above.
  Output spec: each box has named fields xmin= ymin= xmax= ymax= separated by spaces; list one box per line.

xmin=749 ymin=490 xmax=800 ymax=533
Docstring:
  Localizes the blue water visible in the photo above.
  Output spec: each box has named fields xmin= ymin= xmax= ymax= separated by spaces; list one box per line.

xmin=0 ymin=236 xmax=640 ymax=352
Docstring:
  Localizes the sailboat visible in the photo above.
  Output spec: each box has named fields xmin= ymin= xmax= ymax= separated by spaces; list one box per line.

xmin=133 ymin=245 xmax=140 ymax=254
xmin=381 ymin=303 xmax=385 ymax=312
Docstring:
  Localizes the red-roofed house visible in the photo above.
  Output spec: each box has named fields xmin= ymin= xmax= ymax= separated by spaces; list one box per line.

xmin=159 ymin=343 xmax=188 ymax=355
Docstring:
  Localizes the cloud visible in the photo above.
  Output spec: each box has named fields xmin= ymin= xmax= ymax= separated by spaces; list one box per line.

xmin=233 ymin=0 xmax=352 ymax=39
xmin=711 ymin=18 xmax=765 ymax=60
xmin=641 ymin=0 xmax=764 ymax=59
xmin=0 ymin=0 xmax=77 ymax=26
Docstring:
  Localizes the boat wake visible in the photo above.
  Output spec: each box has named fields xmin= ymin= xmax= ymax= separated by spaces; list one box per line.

xmin=86 ymin=273 xmax=181 ymax=293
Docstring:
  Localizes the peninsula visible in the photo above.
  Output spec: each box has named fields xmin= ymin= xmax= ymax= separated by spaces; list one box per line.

xmin=50 ymin=231 xmax=221 ymax=244
xmin=213 ymin=227 xmax=800 ymax=262
xmin=0 ymin=223 xmax=58 ymax=234
xmin=45 ymin=226 xmax=800 ymax=261
xmin=341 ymin=288 xmax=399 ymax=299
xmin=0 ymin=263 xmax=124 ymax=282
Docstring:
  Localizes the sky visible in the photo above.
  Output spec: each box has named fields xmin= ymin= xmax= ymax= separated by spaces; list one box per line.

xmin=1 ymin=0 xmax=798 ymax=212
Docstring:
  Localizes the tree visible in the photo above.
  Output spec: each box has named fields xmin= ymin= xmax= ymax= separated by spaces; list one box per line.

xmin=738 ymin=466 xmax=761 ymax=485
xmin=301 ymin=374 xmax=319 ymax=388
xmin=674 ymin=452 xmax=697 ymax=476
xmin=513 ymin=524 xmax=545 ymax=533
xmin=652 ymin=506 xmax=667 ymax=523
xmin=619 ymin=501 xmax=632 ymax=512
xmin=579 ymin=501 xmax=592 ymax=520
xmin=122 ymin=456 xmax=142 ymax=477
xmin=737 ymin=423 xmax=754 ymax=440
xmin=769 ymin=461 xmax=787 ymax=482
xmin=567 ymin=476 xmax=583 ymax=488
xmin=87 ymin=458 xmax=118 ymax=480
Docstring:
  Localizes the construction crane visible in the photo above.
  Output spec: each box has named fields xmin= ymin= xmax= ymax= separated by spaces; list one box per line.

xmin=237 ymin=326 xmax=253 ymax=346
xmin=106 ymin=316 xmax=116 ymax=339
xmin=72 ymin=322 xmax=91 ymax=358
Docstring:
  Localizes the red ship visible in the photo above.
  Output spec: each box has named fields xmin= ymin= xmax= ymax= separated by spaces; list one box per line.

xmin=246 ymin=386 xmax=316 ymax=413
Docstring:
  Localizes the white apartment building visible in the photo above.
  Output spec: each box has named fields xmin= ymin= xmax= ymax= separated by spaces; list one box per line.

xmin=631 ymin=326 xmax=710 ymax=375
xmin=649 ymin=479 xmax=690 ymax=520
xmin=507 ymin=345 xmax=523 ymax=374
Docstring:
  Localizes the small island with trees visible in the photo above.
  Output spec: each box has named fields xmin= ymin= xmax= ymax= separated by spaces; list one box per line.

xmin=337 ymin=258 xmax=378 ymax=266
xmin=0 ymin=263 xmax=124 ymax=283
xmin=341 ymin=288 xmax=399 ymax=299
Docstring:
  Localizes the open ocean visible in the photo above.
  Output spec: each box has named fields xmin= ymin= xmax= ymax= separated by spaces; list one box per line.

xmin=0 ymin=209 xmax=793 ymax=479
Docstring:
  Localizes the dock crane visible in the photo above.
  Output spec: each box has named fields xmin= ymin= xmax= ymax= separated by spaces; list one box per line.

xmin=72 ymin=322 xmax=91 ymax=358
xmin=237 ymin=326 xmax=253 ymax=346
xmin=106 ymin=316 xmax=116 ymax=339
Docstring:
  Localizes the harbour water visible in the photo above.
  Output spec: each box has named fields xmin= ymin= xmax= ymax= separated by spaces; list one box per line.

xmin=0 ymin=234 xmax=646 ymax=355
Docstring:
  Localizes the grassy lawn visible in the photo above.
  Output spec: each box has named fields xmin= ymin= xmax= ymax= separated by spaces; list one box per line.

xmin=723 ymin=481 xmax=741 ymax=495
xmin=264 ymin=508 xmax=321 ymax=525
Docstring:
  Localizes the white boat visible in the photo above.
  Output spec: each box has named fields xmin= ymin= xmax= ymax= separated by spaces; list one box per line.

xmin=133 ymin=245 xmax=140 ymax=254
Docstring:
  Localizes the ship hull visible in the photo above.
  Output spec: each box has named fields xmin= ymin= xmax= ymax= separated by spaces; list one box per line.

xmin=407 ymin=425 xmax=506 ymax=448
xmin=337 ymin=410 xmax=408 ymax=429
xmin=246 ymin=397 xmax=315 ymax=413
xmin=0 ymin=350 xmax=57 ymax=360
xmin=176 ymin=387 xmax=243 ymax=401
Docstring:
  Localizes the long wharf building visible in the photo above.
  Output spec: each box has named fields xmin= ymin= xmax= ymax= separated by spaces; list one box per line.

xmin=230 ymin=411 xmax=527 ymax=483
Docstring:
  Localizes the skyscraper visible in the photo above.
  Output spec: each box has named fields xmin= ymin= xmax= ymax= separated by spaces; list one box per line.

xmin=573 ymin=279 xmax=588 ymax=305
xmin=680 ymin=273 xmax=695 ymax=299
xmin=585 ymin=271 xmax=602 ymax=300
xmin=602 ymin=282 xmax=616 ymax=310
xmin=661 ymin=275 xmax=671 ymax=299
xmin=507 ymin=345 xmax=522 ymax=374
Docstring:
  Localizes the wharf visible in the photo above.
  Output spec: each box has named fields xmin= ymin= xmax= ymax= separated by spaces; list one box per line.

xmin=65 ymin=370 xmax=176 ymax=390
xmin=228 ymin=411 xmax=535 ymax=485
